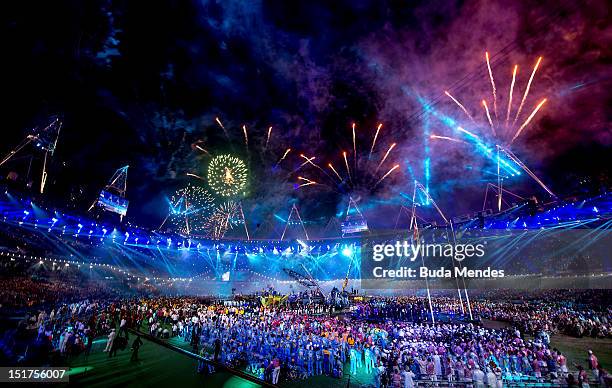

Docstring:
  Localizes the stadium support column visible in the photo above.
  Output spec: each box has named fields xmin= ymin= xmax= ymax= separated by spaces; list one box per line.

xmin=412 ymin=180 xmax=473 ymax=322
xmin=497 ymin=147 xmax=502 ymax=212
xmin=497 ymin=145 xmax=556 ymax=198
xmin=464 ymin=288 xmax=473 ymax=321
xmin=236 ymin=202 xmax=250 ymax=240
xmin=0 ymin=117 xmax=62 ymax=195
xmin=410 ymin=181 xmax=435 ymax=324
xmin=281 ymin=204 xmax=309 ymax=241
xmin=393 ymin=206 xmax=411 ymax=231
xmin=40 ymin=150 xmax=48 ymax=194
xmin=449 ymin=220 xmax=465 ymax=316
xmin=40 ymin=118 xmax=61 ymax=194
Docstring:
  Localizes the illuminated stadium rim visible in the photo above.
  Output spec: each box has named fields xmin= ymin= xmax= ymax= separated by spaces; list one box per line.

xmin=1 ymin=190 xmax=609 ymax=252
xmin=2 ymin=192 xmax=610 ymax=283
xmin=5 ymin=250 xmax=602 ymax=285
xmin=0 ymin=250 xmax=210 ymax=282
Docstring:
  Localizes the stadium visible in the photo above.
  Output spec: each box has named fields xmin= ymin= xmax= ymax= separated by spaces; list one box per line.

xmin=1 ymin=1 xmax=610 ymax=387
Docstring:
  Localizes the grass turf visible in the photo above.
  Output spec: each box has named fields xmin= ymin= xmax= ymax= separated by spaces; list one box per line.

xmin=65 ymin=335 xmax=259 ymax=388
xmin=550 ymin=334 xmax=612 ymax=372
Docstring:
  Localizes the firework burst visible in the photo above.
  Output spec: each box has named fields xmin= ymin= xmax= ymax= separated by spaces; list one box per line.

xmin=441 ymin=52 xmax=554 ymax=209
xmin=207 ymin=154 xmax=248 ymax=197
xmin=444 ymin=53 xmax=547 ymax=145
xmin=202 ymin=201 xmax=244 ymax=239
xmin=164 ymin=184 xmax=214 ymax=235
xmin=296 ymin=121 xmax=400 ymax=194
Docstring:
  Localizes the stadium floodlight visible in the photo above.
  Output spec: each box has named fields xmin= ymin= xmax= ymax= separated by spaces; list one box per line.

xmin=342 ymin=246 xmax=353 ymax=257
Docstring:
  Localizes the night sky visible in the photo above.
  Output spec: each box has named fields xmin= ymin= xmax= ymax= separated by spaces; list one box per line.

xmin=2 ymin=0 xmax=610 ymax=229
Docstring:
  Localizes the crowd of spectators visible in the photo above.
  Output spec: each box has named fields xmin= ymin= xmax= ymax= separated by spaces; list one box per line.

xmin=0 ymin=268 xmax=610 ymax=387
